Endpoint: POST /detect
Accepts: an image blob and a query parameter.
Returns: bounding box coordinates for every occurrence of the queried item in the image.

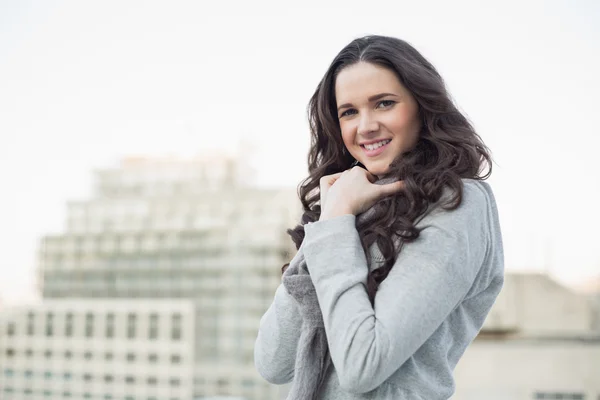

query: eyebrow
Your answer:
[337,93,399,111]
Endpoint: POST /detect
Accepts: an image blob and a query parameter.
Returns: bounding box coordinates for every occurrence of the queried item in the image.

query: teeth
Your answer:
[364,139,390,151]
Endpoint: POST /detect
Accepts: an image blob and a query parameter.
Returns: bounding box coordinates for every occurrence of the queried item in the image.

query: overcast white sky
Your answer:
[0,0,599,305]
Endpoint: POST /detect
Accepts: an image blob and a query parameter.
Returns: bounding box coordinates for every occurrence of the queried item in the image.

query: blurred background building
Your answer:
[453,273,600,400]
[0,154,299,400]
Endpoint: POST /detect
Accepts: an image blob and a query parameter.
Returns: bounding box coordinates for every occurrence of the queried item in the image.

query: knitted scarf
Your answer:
[281,175,398,400]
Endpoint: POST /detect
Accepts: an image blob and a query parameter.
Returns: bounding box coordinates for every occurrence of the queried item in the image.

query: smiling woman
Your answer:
[254,35,504,400]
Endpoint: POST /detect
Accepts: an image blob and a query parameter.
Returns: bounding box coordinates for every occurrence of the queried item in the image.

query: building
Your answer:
[0,299,195,400]
[0,154,299,400]
[453,273,600,400]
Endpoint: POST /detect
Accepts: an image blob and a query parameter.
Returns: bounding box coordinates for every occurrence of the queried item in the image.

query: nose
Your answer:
[357,111,379,136]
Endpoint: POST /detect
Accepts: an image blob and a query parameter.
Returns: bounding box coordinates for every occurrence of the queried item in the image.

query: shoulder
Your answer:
[461,178,497,208]
[421,179,495,220]
[456,178,497,220]
[414,179,499,246]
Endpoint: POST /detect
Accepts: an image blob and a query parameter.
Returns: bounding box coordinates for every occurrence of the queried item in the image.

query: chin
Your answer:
[364,164,390,178]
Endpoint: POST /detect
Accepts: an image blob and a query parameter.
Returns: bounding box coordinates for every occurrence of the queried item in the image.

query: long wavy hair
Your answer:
[283,35,492,305]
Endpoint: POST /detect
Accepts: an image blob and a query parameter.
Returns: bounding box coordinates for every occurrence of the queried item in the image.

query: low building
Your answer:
[0,299,195,400]
[453,273,600,400]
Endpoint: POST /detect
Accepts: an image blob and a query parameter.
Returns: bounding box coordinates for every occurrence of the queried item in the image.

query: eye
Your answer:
[339,108,357,118]
[376,100,396,109]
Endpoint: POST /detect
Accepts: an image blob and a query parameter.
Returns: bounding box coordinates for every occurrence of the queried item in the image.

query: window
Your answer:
[125,375,136,384]
[105,313,115,338]
[84,351,93,360]
[27,312,35,335]
[171,313,182,340]
[170,354,181,364]
[25,349,33,358]
[85,313,94,337]
[104,374,113,383]
[127,313,137,339]
[147,377,158,385]
[242,378,255,388]
[533,393,586,400]
[4,369,14,377]
[149,313,159,339]
[7,322,15,336]
[83,373,93,382]
[24,370,33,378]
[126,352,136,362]
[63,391,72,397]
[44,349,52,358]
[103,395,113,400]
[65,312,74,337]
[44,371,52,379]
[63,372,72,380]
[104,352,113,361]
[5,348,14,358]
[169,378,181,387]
[46,312,54,336]
[148,353,158,363]
[65,350,73,359]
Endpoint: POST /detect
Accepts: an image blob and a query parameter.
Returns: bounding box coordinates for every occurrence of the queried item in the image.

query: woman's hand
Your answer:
[319,166,404,221]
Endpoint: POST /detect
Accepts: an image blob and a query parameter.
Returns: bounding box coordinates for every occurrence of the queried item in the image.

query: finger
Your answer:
[320,172,344,207]
[321,172,344,185]
[378,181,405,196]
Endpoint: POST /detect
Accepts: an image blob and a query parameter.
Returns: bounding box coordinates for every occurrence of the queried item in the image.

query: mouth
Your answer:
[360,139,391,157]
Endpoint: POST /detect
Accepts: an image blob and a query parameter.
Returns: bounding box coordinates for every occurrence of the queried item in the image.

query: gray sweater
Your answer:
[254,179,504,399]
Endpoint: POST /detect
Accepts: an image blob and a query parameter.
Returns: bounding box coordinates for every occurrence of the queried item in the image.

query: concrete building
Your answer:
[453,273,600,400]
[0,155,299,400]
[0,299,195,400]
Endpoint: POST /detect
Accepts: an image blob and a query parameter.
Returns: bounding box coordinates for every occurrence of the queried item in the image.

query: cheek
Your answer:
[339,122,355,146]
[387,109,420,137]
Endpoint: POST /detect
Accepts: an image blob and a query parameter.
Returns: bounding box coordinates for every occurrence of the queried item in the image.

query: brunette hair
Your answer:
[284,35,492,305]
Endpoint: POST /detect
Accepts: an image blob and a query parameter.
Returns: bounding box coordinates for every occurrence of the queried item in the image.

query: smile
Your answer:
[360,139,391,157]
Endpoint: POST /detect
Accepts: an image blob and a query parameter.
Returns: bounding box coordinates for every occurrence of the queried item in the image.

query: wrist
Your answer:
[319,206,354,221]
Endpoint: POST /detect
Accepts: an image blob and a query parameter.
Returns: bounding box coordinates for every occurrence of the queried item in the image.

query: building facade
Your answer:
[453,273,600,400]
[0,300,195,400]
[0,155,299,400]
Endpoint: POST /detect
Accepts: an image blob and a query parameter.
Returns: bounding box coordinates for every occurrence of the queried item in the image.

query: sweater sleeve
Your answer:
[302,181,492,394]
[254,281,303,384]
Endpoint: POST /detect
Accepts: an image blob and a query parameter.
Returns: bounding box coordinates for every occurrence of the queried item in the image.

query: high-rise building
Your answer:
[0,154,300,400]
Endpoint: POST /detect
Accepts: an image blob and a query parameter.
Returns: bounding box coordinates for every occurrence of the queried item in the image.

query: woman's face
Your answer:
[335,62,421,178]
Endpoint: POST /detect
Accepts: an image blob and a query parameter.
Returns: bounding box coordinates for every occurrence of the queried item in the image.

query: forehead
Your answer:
[335,62,404,103]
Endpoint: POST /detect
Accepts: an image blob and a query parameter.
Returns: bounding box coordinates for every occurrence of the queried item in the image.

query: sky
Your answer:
[0,0,599,305]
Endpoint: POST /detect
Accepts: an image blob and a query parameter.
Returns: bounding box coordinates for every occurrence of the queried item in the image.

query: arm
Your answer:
[254,282,303,384]
[303,182,492,393]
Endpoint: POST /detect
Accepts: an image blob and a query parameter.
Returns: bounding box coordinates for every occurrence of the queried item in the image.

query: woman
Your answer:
[254,35,504,400]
